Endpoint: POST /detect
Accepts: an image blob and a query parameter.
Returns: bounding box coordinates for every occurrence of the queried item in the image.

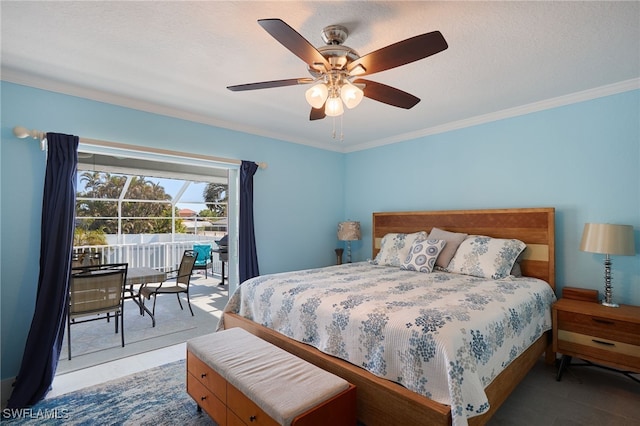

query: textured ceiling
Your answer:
[2,1,639,152]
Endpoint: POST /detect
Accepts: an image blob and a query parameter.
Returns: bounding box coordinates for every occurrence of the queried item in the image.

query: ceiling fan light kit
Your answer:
[325,96,344,117]
[227,18,448,131]
[340,81,364,109]
[306,77,363,116]
[305,83,328,109]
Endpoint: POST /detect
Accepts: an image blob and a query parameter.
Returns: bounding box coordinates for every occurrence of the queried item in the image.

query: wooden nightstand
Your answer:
[552,298,640,382]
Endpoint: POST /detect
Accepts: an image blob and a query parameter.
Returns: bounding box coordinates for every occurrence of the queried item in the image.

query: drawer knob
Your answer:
[200,395,207,401]
[201,373,207,378]
[249,415,257,422]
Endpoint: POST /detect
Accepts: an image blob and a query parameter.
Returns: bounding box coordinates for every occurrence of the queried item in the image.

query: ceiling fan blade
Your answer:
[355,79,420,109]
[348,31,447,76]
[258,19,331,71]
[310,106,326,121]
[227,78,313,91]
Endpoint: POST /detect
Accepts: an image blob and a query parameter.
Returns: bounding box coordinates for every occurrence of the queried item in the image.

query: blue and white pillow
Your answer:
[371,231,428,267]
[401,239,447,273]
[446,236,526,279]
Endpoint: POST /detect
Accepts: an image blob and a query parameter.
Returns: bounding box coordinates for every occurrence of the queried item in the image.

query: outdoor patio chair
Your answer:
[67,263,128,360]
[71,252,83,268]
[139,250,197,317]
[192,244,212,278]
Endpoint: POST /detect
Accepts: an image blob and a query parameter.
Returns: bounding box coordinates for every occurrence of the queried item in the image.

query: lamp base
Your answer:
[601,255,619,308]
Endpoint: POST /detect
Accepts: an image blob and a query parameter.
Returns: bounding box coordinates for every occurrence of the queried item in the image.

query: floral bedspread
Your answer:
[220,262,556,426]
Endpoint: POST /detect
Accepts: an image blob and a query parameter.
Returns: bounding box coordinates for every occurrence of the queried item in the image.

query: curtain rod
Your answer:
[12,126,267,169]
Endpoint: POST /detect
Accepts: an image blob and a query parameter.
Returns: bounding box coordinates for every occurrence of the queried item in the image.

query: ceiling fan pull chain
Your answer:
[332,117,336,140]
[329,114,344,141]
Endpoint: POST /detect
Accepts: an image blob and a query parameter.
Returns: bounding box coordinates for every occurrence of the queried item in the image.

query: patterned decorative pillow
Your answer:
[401,239,447,273]
[446,236,526,279]
[371,231,428,267]
[428,227,468,269]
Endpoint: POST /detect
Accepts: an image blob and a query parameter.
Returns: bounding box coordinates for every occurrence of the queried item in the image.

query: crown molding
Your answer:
[0,68,342,153]
[3,68,637,155]
[345,78,640,153]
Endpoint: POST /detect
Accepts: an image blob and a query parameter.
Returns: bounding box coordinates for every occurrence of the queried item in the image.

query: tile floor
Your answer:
[47,343,187,399]
[488,358,640,425]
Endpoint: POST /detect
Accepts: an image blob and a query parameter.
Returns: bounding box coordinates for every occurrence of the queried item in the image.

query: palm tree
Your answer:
[77,173,179,234]
[203,183,228,217]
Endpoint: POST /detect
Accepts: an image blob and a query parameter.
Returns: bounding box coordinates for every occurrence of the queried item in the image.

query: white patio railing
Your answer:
[73,240,225,274]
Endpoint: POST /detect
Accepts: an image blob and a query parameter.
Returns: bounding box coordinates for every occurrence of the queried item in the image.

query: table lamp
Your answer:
[338,221,361,263]
[580,223,635,307]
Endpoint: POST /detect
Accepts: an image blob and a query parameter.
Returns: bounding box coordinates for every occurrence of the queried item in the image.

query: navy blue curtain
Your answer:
[239,161,259,284]
[7,133,78,408]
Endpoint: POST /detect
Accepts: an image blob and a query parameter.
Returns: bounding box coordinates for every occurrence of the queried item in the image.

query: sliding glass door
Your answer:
[75,143,238,289]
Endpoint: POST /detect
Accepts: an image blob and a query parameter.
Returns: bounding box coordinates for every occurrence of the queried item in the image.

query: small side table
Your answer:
[552,297,640,383]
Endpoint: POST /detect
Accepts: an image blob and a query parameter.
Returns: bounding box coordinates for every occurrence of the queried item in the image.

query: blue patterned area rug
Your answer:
[2,360,216,425]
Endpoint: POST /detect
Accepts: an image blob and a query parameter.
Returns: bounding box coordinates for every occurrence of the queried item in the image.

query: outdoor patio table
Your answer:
[125,267,167,327]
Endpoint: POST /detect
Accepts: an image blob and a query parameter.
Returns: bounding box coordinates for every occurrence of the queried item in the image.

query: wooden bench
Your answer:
[187,327,357,426]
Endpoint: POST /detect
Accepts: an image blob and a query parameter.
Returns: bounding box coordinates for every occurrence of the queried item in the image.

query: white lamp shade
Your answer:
[580,223,635,256]
[325,96,344,117]
[305,83,329,109]
[338,221,361,241]
[340,81,364,109]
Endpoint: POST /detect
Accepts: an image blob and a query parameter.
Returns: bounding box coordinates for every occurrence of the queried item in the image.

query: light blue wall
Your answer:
[344,90,640,306]
[1,82,639,386]
[0,82,344,381]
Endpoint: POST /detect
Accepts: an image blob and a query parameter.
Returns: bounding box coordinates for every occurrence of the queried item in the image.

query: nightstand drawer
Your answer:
[556,330,640,371]
[557,330,640,358]
[556,310,640,345]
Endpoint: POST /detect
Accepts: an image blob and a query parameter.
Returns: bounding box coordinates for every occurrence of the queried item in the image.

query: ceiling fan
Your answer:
[227,19,448,121]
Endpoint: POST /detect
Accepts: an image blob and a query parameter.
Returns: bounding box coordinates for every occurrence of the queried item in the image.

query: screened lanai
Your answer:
[74,152,230,275]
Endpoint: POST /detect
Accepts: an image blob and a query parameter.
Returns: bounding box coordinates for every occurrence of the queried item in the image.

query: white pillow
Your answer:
[401,239,447,273]
[372,231,428,267]
[446,236,526,279]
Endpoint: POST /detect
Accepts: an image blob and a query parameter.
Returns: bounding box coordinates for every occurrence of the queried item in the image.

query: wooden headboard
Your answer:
[372,207,555,290]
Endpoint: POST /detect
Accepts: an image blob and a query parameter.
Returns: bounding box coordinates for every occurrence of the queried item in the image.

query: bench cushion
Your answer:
[187,328,350,426]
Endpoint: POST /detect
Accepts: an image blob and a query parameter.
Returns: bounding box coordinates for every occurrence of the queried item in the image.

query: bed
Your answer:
[222,208,557,426]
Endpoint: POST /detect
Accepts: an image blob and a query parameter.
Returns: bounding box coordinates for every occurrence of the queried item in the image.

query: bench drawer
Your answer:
[186,372,226,425]
[227,407,250,426]
[187,350,226,401]
[227,382,278,426]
